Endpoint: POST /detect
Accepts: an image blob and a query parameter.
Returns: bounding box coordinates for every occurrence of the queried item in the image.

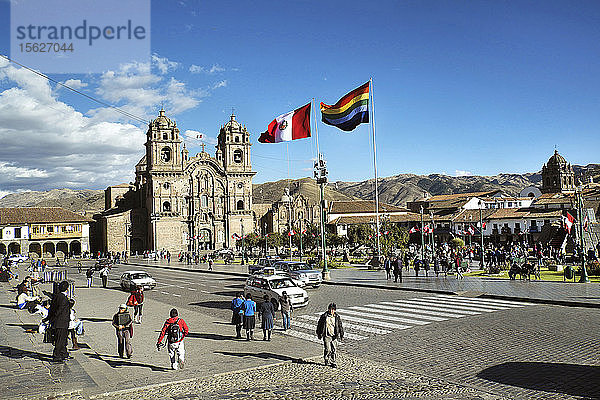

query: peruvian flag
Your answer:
[258,103,311,143]
[468,226,475,236]
[422,225,431,234]
[302,229,307,234]
[563,212,575,234]
[231,233,241,240]
[409,226,419,234]
[288,230,296,236]
[584,215,589,232]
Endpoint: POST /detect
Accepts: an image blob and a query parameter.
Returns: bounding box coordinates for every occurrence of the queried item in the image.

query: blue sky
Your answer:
[0,0,599,196]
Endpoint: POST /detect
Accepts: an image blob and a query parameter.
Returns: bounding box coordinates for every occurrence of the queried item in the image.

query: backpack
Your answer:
[167,318,182,342]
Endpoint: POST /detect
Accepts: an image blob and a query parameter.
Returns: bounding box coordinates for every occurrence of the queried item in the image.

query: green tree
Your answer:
[347,224,372,251]
[379,221,409,257]
[450,237,465,249]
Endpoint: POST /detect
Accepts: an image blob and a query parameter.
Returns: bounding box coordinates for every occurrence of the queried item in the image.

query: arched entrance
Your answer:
[29,243,41,258]
[43,242,55,257]
[8,242,20,255]
[56,241,68,258]
[69,240,81,256]
[131,238,144,255]
[198,229,212,250]
[0,243,6,255]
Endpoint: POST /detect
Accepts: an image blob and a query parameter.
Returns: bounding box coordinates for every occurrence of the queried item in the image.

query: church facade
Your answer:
[96,110,256,254]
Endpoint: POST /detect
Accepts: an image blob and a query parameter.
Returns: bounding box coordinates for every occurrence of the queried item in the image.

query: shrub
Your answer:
[587,260,600,276]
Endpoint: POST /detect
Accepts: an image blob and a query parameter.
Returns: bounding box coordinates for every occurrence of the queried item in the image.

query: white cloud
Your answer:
[455,170,473,177]
[212,80,227,89]
[0,59,145,193]
[152,54,179,74]
[189,64,226,74]
[62,79,87,90]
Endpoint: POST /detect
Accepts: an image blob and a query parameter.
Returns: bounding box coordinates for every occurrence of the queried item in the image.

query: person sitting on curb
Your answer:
[157,308,189,370]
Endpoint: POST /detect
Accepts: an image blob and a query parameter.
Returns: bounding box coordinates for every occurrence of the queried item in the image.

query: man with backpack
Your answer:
[157,308,189,370]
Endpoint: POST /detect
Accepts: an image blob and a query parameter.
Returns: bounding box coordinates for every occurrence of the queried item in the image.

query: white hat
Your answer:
[119,303,127,309]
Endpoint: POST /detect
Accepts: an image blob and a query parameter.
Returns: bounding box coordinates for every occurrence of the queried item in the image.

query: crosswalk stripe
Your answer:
[378,302,467,318]
[392,300,480,315]
[334,314,411,330]
[291,321,367,341]
[358,305,448,322]
[281,328,322,343]
[411,298,500,312]
[297,315,391,335]
[434,295,528,307]
[422,296,510,310]
[338,309,431,326]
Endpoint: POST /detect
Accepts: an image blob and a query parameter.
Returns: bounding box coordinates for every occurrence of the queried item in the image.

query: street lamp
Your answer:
[420,206,425,262]
[479,200,485,270]
[240,218,245,266]
[576,186,589,283]
[430,211,435,261]
[264,222,268,257]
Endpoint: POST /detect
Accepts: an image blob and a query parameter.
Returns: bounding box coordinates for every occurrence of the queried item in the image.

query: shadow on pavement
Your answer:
[477,362,600,398]
[84,352,171,372]
[215,351,321,365]
[187,332,234,341]
[80,317,112,323]
[190,300,229,309]
[211,291,238,298]
[6,323,39,332]
[0,304,16,309]
[0,345,53,362]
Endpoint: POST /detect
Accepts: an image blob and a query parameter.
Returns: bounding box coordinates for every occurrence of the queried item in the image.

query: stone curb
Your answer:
[123,261,247,278]
[479,293,600,309]
[322,280,458,295]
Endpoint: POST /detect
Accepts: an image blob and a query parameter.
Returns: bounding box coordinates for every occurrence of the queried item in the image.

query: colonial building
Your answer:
[96,110,256,254]
[0,207,92,258]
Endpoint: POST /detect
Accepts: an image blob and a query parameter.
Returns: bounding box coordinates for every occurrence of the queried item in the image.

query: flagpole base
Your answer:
[322,270,331,281]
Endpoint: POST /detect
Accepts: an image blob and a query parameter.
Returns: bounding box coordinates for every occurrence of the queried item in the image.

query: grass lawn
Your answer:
[464,268,600,282]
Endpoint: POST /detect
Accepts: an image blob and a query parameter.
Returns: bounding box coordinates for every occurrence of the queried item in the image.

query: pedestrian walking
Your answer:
[208,257,213,271]
[127,286,144,323]
[258,295,276,341]
[230,292,244,338]
[279,291,293,330]
[316,303,344,368]
[43,280,71,363]
[241,293,256,341]
[85,267,94,287]
[99,266,109,288]
[157,308,189,370]
[112,304,133,358]
[393,257,401,283]
[384,257,391,280]
[455,256,464,279]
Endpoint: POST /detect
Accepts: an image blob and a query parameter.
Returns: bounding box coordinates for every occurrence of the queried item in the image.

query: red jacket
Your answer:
[157,316,188,344]
[127,291,144,306]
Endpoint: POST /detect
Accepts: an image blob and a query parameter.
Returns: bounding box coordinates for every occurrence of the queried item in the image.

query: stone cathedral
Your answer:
[97,110,256,254]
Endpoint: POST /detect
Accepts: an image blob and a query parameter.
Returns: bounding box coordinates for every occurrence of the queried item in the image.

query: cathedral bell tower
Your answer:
[144,109,185,250]
[217,113,252,172]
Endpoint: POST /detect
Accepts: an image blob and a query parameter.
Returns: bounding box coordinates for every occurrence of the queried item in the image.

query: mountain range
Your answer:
[1,164,598,214]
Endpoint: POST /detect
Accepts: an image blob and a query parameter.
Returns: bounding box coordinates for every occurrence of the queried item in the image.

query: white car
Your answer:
[120,271,156,291]
[244,274,309,309]
[7,254,28,263]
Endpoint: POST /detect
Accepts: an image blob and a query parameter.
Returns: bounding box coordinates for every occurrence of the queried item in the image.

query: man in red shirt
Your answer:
[157,308,189,370]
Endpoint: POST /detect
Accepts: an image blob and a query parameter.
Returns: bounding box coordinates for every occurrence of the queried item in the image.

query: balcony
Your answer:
[501,227,512,235]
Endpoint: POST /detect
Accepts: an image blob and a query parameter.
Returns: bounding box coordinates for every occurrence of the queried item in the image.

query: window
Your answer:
[163,182,170,190]
[0,229,3,239]
[201,195,208,208]
[163,132,168,140]
[47,226,54,233]
[163,201,171,212]
[237,200,244,210]
[531,220,537,227]
[515,223,520,229]
[493,224,498,229]
[160,147,171,162]
[235,136,240,143]
[233,149,243,163]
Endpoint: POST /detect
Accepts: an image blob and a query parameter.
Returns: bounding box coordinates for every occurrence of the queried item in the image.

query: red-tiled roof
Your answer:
[0,207,93,225]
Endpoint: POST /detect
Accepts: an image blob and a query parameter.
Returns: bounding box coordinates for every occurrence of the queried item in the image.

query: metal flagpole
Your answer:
[370,78,381,263]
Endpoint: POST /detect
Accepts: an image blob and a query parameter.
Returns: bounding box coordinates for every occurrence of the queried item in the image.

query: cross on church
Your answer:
[200,142,206,152]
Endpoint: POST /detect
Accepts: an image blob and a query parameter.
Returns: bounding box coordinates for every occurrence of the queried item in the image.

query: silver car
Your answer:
[120,271,156,291]
[273,261,322,288]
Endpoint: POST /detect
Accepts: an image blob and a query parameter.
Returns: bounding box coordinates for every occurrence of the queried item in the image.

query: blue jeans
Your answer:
[281,311,291,330]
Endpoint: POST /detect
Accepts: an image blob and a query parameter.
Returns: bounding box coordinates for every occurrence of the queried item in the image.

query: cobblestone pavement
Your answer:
[55,354,510,400]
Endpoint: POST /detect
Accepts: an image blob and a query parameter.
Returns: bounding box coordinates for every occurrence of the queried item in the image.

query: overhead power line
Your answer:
[0,54,148,124]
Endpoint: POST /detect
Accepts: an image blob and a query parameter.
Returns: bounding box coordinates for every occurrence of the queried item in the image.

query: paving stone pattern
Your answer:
[55,355,510,400]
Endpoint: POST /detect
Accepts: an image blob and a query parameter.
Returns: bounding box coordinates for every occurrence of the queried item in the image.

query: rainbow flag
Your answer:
[320,82,369,131]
